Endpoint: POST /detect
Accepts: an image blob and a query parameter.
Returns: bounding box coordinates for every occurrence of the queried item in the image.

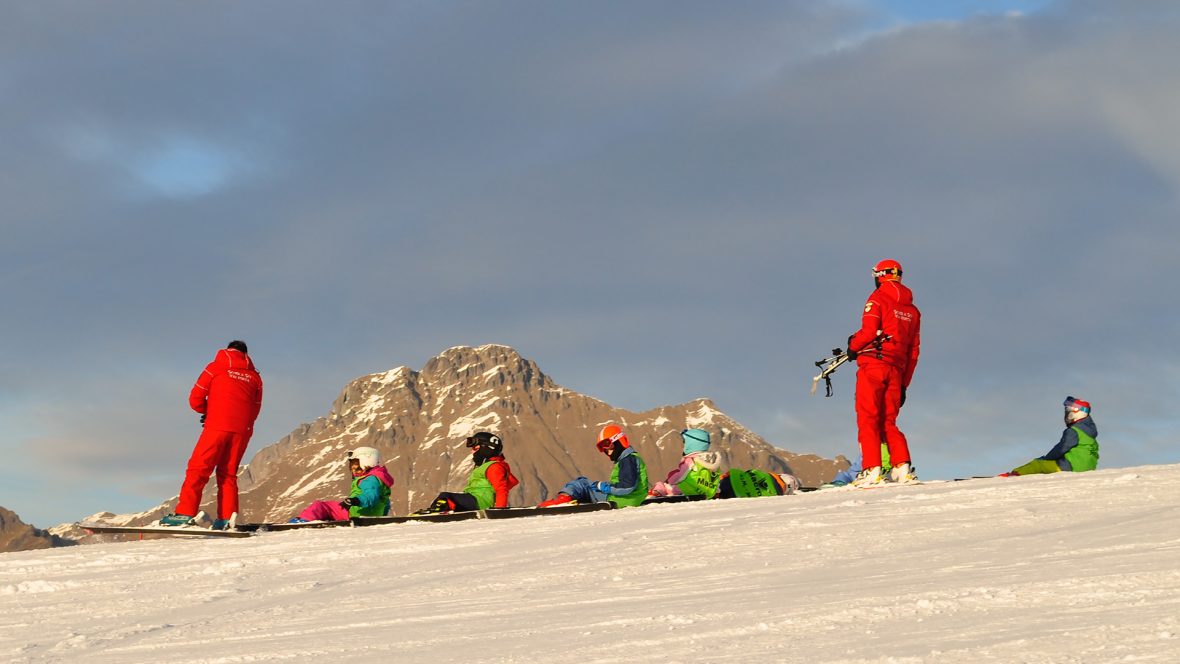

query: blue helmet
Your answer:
[681,428,711,454]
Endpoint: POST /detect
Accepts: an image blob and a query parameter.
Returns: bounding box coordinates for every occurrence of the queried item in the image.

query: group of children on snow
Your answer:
[292,396,1101,522]
[290,424,803,521]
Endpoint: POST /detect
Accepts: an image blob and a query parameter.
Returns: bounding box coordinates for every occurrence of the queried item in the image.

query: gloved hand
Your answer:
[339,496,361,509]
[592,481,613,494]
[846,348,858,361]
[200,415,206,425]
[900,387,907,407]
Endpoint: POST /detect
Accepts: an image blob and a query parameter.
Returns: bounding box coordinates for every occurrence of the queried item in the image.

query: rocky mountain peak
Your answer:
[0,506,74,553]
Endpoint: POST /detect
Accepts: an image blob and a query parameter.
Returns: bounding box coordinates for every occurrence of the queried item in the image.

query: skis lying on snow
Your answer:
[640,494,707,505]
[237,502,614,532]
[78,521,253,538]
[480,502,614,519]
[235,519,351,532]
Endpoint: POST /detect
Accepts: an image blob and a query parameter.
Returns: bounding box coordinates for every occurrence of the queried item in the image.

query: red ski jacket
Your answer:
[189,348,263,433]
[848,281,921,387]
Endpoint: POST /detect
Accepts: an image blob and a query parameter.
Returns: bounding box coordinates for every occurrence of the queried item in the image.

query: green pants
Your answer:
[1012,458,1061,475]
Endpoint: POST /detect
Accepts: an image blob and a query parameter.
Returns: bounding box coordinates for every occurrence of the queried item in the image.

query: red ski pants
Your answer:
[176,428,251,519]
[855,362,911,470]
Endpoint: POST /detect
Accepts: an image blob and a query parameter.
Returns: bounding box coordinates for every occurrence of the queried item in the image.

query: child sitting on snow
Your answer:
[648,428,722,499]
[411,431,519,514]
[538,424,649,508]
[290,447,395,522]
[1003,396,1099,476]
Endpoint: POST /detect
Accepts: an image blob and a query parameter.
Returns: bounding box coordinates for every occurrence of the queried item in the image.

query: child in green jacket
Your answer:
[412,432,519,514]
[648,428,722,498]
[1004,396,1099,476]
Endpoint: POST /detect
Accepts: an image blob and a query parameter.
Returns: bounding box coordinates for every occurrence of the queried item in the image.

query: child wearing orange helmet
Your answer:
[537,424,649,507]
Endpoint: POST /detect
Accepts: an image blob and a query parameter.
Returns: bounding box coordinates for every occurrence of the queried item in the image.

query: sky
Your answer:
[2,0,1179,527]
[5,466,1180,660]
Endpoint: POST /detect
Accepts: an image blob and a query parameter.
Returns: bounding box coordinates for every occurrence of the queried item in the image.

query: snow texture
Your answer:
[3,465,1180,663]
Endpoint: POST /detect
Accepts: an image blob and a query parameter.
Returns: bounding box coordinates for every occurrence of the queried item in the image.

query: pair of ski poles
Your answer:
[809,335,892,397]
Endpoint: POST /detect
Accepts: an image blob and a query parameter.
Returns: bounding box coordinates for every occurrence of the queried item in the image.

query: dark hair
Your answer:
[227,340,248,353]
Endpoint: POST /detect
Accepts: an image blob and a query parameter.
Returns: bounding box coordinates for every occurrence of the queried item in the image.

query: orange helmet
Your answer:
[872,259,903,286]
[595,424,630,454]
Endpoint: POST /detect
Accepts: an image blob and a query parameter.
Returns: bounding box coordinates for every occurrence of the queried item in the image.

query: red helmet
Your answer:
[872,259,903,286]
[1064,396,1091,424]
[595,424,630,454]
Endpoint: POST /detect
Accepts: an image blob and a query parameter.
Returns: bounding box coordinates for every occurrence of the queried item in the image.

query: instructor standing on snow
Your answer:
[161,340,263,528]
[848,260,920,487]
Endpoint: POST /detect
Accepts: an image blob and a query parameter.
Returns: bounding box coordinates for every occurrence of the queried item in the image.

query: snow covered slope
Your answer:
[3,465,1179,663]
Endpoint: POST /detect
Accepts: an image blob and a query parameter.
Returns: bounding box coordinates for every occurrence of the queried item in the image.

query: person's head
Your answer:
[227,340,248,354]
[1063,396,1091,425]
[595,424,630,461]
[347,447,381,477]
[466,431,503,464]
[872,259,903,288]
[681,428,711,455]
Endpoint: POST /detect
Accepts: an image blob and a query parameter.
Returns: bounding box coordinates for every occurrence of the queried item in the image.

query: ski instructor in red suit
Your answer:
[161,340,263,528]
[847,260,920,487]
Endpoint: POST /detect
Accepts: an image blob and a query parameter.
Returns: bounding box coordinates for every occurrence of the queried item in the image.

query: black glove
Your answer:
[200,415,206,425]
[846,348,858,361]
[900,387,907,407]
[339,496,361,509]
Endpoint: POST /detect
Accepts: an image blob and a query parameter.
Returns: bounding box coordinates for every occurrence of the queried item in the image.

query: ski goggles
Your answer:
[465,434,501,448]
[596,431,625,453]
[1063,396,1090,413]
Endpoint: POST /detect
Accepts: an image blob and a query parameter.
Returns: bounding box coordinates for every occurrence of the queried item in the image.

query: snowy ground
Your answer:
[2,465,1179,663]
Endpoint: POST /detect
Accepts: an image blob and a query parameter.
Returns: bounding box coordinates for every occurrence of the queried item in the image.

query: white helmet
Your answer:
[348,447,381,470]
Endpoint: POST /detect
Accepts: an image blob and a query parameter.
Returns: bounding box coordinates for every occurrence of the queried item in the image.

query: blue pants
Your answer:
[561,477,610,503]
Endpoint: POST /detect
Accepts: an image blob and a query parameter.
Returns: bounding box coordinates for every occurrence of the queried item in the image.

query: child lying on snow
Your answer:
[290,447,394,522]
[717,468,801,498]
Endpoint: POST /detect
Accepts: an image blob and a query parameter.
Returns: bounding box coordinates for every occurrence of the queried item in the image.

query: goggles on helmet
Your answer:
[596,430,625,453]
[1063,396,1090,413]
[466,434,501,448]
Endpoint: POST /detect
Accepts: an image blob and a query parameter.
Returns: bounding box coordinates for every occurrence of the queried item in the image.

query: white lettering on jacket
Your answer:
[227,369,255,383]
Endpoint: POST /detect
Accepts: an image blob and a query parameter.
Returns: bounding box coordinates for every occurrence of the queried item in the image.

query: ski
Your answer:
[478,502,615,519]
[235,520,350,533]
[354,511,481,525]
[78,522,253,538]
[641,495,707,505]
